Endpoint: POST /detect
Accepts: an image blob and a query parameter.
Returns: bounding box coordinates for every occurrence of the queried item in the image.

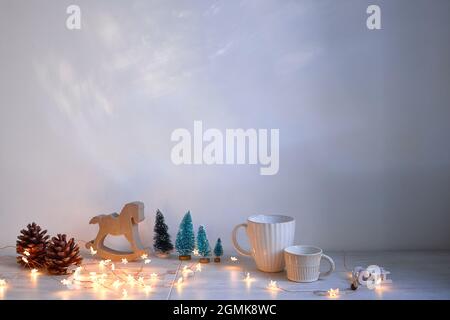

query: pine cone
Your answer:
[45,234,83,275]
[16,222,49,269]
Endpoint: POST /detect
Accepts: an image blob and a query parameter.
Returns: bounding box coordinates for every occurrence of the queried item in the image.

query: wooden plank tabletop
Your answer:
[0,250,449,300]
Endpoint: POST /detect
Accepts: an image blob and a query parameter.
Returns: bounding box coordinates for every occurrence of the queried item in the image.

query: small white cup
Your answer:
[284,245,335,282]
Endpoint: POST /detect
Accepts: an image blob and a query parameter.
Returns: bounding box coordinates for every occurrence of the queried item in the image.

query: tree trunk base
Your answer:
[179,255,191,261]
[199,257,210,263]
[214,257,221,263]
[155,252,170,259]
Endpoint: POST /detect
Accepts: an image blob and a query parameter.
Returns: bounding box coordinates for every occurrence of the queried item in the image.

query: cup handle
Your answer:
[231,223,252,256]
[319,254,335,278]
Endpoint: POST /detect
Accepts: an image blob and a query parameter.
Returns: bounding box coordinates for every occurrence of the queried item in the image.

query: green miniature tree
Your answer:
[175,211,195,259]
[213,238,223,262]
[196,225,211,263]
[153,210,174,255]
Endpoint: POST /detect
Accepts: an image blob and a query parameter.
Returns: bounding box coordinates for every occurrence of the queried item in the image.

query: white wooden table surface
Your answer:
[0,249,449,300]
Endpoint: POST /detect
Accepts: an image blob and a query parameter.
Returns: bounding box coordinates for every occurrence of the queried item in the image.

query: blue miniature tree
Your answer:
[175,211,195,259]
[196,225,211,261]
[213,238,223,262]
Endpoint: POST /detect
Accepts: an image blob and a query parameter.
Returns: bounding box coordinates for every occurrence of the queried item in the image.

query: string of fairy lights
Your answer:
[0,243,381,299]
[1,243,205,299]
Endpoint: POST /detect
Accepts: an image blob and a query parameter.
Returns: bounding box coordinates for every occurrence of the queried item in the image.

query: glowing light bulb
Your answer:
[144,259,151,264]
[127,274,135,285]
[99,259,111,267]
[122,289,128,298]
[268,280,278,290]
[150,273,158,280]
[111,263,115,271]
[230,256,238,262]
[143,285,152,294]
[30,268,38,282]
[328,288,340,298]
[121,258,128,265]
[90,247,97,255]
[195,263,202,272]
[61,279,72,286]
[182,265,193,277]
[23,250,30,257]
[112,280,123,289]
[244,272,251,282]
[21,257,28,264]
[141,254,148,260]
[73,267,82,281]
[193,249,199,256]
[138,277,145,284]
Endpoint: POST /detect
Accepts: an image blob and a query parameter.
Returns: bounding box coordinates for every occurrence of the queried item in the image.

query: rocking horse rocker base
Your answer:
[86,201,149,262]
[85,241,148,262]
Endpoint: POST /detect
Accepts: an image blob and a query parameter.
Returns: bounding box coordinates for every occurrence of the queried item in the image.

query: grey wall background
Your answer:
[1,0,449,252]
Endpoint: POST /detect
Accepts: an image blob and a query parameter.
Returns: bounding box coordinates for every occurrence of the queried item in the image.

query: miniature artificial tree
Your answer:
[213,238,223,263]
[196,225,211,263]
[153,209,174,257]
[175,211,195,260]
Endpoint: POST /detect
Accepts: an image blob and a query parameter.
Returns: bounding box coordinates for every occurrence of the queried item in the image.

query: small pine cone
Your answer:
[16,222,49,269]
[45,234,83,275]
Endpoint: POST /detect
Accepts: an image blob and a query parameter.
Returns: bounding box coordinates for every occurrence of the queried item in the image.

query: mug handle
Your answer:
[319,254,335,278]
[231,223,252,256]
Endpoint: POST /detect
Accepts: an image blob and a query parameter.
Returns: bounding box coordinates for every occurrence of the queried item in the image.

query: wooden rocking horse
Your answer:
[86,201,149,261]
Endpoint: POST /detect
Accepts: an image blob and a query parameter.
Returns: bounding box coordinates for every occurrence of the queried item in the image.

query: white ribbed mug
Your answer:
[232,215,295,272]
[284,245,335,282]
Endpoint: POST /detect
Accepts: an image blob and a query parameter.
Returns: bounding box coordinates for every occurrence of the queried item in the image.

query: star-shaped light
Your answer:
[328,288,340,298]
[113,280,123,289]
[127,274,135,284]
[268,280,278,290]
[143,285,152,294]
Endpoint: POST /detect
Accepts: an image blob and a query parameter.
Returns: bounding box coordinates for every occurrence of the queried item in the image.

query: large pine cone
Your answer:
[45,234,83,275]
[16,222,49,269]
